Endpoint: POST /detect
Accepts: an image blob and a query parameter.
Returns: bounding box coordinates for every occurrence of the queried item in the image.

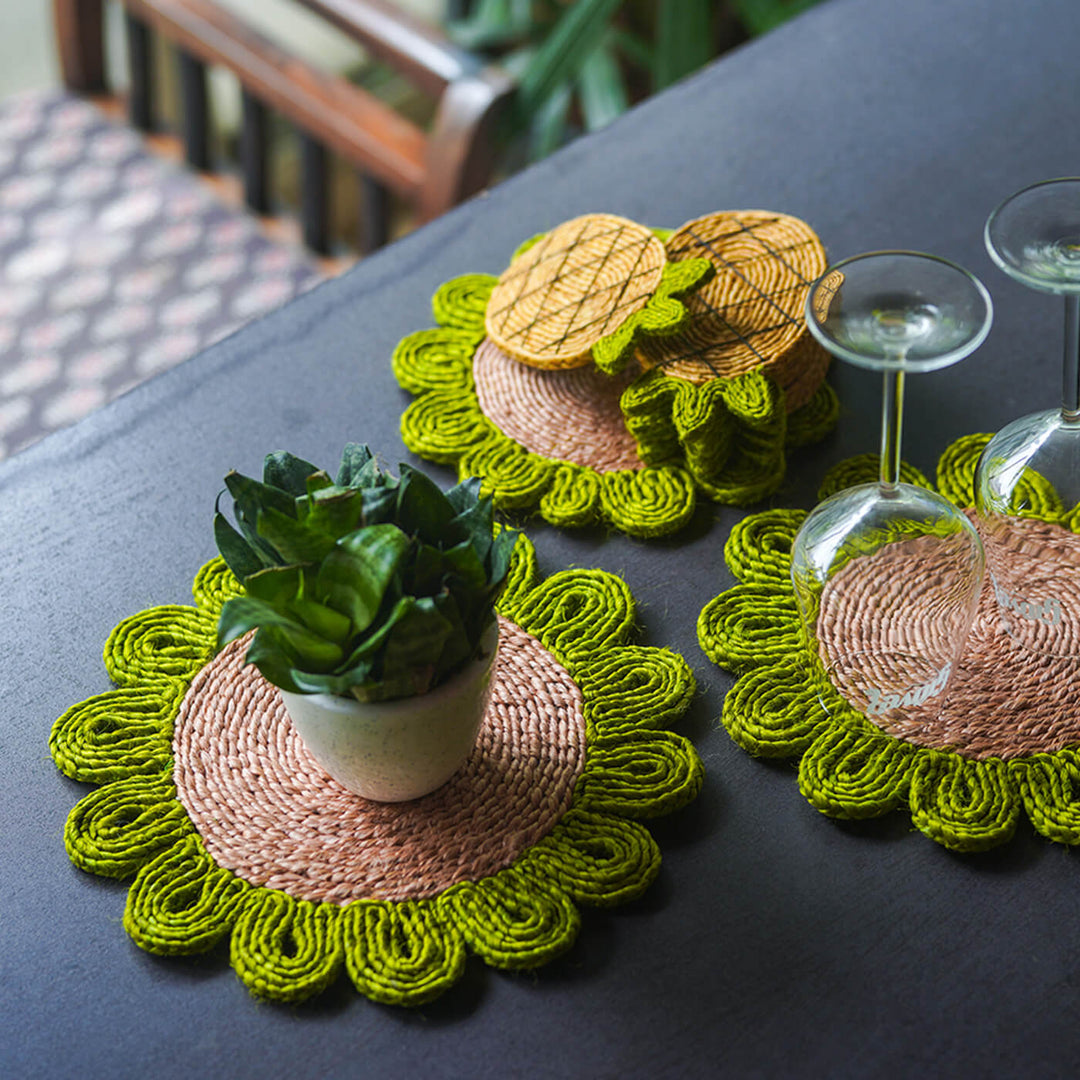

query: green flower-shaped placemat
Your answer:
[51,533,702,1005]
[698,433,1080,853]
[396,274,839,539]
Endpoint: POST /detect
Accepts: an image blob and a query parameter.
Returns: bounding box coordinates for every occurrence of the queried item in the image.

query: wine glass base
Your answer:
[808,513,1080,757]
[792,482,985,723]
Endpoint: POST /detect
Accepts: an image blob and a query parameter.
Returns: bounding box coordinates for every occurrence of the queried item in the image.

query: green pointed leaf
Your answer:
[654,0,714,90]
[262,451,318,496]
[446,475,483,513]
[486,528,519,586]
[256,507,336,564]
[316,524,411,633]
[213,500,263,581]
[578,41,628,131]
[396,465,457,543]
[289,662,374,696]
[432,592,473,676]
[409,543,446,597]
[244,628,303,692]
[517,0,623,115]
[288,598,352,645]
[335,443,375,486]
[341,596,413,667]
[361,485,397,525]
[225,470,297,521]
[304,470,334,497]
[244,565,304,607]
[447,496,495,557]
[218,597,343,670]
[443,539,487,589]
[300,487,367,539]
[381,597,454,685]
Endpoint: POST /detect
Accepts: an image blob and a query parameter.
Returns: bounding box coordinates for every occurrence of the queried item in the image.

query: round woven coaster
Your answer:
[485,213,666,370]
[638,210,829,411]
[817,515,1080,760]
[173,617,587,903]
[472,337,643,473]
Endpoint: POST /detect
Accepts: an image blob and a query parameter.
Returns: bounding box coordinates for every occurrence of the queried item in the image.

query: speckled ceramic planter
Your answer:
[279,623,499,802]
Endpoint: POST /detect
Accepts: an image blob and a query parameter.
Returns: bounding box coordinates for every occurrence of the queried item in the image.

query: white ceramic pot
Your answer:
[279,622,498,802]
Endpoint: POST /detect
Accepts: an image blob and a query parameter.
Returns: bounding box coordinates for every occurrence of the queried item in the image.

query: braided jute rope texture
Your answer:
[51,533,702,1006]
[396,267,839,538]
[638,211,831,413]
[698,432,1080,853]
[485,213,668,369]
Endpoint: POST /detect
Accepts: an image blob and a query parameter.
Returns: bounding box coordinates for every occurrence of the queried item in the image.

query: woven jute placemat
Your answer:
[174,619,587,903]
[816,515,1080,761]
[639,211,830,411]
[472,337,643,473]
[485,213,666,370]
[698,434,1080,853]
[51,539,703,1004]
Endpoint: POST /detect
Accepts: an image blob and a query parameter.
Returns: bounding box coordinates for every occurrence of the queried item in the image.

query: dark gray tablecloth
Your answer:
[5,0,1080,1075]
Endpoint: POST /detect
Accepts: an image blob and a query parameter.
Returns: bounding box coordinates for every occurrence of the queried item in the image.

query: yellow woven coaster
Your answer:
[485,213,666,370]
[639,210,830,411]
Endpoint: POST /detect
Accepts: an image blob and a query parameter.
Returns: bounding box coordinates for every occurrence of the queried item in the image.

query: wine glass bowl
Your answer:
[978,178,1080,658]
[808,252,993,372]
[792,252,992,720]
[985,177,1080,295]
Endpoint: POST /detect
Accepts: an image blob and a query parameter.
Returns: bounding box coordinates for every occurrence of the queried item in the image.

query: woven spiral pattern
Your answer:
[698,433,1080,853]
[816,517,1080,759]
[472,337,643,472]
[639,211,830,412]
[485,214,666,369]
[51,536,702,1004]
[173,619,588,903]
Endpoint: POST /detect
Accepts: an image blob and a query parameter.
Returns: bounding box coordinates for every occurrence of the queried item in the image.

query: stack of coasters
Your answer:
[624,211,837,504]
[395,210,839,538]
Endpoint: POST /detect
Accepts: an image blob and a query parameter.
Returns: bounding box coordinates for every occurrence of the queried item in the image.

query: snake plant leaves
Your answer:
[396,464,459,545]
[214,494,264,582]
[214,444,519,703]
[315,525,411,635]
[256,506,338,565]
[217,597,344,671]
[336,443,378,487]
[263,450,320,496]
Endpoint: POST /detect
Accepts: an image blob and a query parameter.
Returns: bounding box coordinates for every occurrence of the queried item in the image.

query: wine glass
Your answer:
[791,252,991,723]
[977,178,1080,657]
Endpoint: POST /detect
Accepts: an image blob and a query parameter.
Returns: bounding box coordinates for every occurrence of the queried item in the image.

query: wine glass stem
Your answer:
[1063,294,1080,421]
[879,368,905,490]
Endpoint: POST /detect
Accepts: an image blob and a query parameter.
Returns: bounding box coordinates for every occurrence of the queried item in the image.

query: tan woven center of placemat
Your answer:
[639,211,829,410]
[172,618,587,903]
[817,516,1080,760]
[485,213,666,369]
[472,336,643,472]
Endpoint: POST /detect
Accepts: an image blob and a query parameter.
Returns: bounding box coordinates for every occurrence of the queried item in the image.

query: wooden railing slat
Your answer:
[122,0,428,193]
[300,134,331,255]
[178,50,210,170]
[125,10,155,131]
[240,91,271,215]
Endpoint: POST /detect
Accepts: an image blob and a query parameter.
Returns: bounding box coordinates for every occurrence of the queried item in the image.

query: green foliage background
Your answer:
[448,0,823,160]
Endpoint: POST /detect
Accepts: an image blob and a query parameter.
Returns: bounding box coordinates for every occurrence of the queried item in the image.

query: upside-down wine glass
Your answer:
[977,178,1080,656]
[791,252,992,722]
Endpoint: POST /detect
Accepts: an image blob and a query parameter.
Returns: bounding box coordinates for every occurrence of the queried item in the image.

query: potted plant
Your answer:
[213,443,518,802]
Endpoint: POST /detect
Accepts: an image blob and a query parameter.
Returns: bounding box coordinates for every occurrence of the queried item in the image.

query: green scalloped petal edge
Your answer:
[398,272,697,538]
[51,535,700,1005]
[699,434,1080,852]
[621,366,838,507]
[592,258,716,376]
